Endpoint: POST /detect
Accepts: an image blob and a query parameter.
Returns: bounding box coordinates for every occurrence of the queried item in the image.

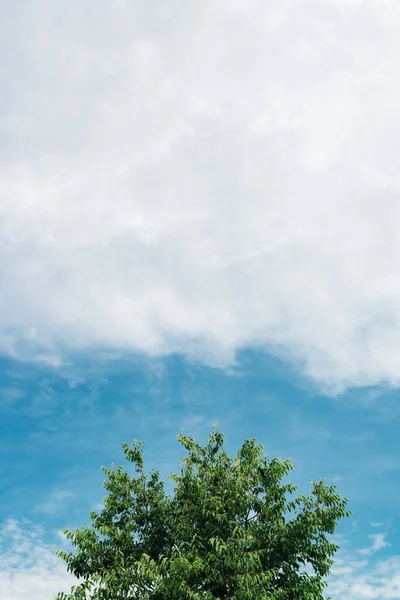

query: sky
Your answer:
[1,0,400,598]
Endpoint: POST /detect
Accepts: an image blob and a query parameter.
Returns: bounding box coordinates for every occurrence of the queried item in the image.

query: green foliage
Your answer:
[56,425,350,599]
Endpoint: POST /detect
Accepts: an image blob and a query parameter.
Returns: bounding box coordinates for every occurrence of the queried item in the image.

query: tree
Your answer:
[56,425,350,600]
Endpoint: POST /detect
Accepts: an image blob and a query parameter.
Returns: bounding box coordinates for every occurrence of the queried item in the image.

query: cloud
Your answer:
[359,533,391,556]
[328,529,400,599]
[0,388,25,405]
[329,555,400,599]
[2,0,400,390]
[35,490,74,516]
[0,519,74,600]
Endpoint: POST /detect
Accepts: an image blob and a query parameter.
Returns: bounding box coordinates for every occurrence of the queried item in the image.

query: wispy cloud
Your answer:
[0,519,73,600]
[35,490,73,516]
[328,530,399,599]
[359,533,391,556]
[329,555,400,599]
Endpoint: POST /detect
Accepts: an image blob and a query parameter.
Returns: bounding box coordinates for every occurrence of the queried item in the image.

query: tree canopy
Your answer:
[56,425,350,599]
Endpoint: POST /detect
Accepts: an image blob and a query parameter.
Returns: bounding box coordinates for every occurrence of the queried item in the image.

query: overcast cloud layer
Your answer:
[2,0,400,390]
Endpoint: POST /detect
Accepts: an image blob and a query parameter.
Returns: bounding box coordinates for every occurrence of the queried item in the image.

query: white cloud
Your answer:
[36,490,74,516]
[329,555,400,599]
[327,528,400,599]
[359,533,391,556]
[2,0,400,390]
[0,519,74,600]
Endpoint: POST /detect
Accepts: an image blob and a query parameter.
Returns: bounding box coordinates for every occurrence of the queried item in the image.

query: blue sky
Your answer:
[2,1,400,598]
[1,349,399,598]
